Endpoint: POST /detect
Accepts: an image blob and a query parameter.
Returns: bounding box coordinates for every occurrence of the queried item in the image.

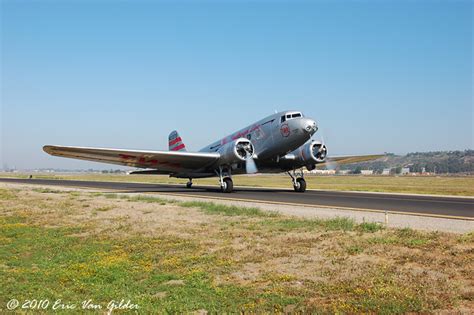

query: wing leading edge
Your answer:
[43,145,220,173]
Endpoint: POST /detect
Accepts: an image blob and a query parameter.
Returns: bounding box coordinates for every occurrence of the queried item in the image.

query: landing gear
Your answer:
[216,166,233,193]
[294,178,306,192]
[221,177,233,193]
[186,178,193,188]
[288,169,306,193]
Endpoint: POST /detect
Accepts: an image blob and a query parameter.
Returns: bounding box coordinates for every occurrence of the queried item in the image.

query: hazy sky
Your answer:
[1,0,472,170]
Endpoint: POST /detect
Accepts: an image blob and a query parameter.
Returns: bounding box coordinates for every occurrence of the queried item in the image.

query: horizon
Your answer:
[3,149,472,172]
[1,1,472,170]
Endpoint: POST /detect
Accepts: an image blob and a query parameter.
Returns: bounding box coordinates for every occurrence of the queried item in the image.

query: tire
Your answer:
[186,182,192,188]
[221,177,233,193]
[294,178,306,192]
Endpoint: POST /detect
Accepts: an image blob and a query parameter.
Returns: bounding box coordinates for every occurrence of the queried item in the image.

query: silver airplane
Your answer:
[44,110,383,193]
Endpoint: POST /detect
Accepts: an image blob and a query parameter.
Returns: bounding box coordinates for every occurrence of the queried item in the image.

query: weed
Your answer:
[32,188,63,194]
[128,195,170,203]
[0,188,16,200]
[104,193,119,199]
[180,201,277,217]
[358,222,384,233]
[457,231,474,244]
[347,245,364,255]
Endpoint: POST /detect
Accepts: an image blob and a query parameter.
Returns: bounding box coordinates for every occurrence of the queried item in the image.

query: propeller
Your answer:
[238,141,258,174]
[245,152,258,174]
[318,130,338,171]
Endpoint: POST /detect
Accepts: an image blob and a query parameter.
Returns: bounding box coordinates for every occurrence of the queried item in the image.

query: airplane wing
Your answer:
[43,145,220,173]
[317,154,385,168]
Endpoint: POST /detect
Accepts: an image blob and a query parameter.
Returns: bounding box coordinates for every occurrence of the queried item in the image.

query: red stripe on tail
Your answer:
[171,143,186,151]
[168,137,182,146]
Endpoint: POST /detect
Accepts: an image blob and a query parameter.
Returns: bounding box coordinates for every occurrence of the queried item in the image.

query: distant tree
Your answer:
[394,166,402,174]
[353,167,362,174]
[410,163,423,173]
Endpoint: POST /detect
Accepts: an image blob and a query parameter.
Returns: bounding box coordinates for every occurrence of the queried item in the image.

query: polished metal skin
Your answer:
[43,110,384,192]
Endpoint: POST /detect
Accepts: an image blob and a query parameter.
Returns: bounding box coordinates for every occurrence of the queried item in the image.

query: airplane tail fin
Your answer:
[168,130,186,151]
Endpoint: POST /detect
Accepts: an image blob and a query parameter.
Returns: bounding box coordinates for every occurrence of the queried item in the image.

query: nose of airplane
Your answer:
[302,118,318,135]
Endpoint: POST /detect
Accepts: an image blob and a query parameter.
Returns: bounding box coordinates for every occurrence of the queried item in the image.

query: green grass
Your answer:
[32,188,64,194]
[0,216,433,313]
[0,216,299,313]
[0,188,16,200]
[262,216,356,232]
[178,200,356,231]
[3,172,473,196]
[99,193,170,204]
[367,228,437,248]
[1,186,471,313]
[128,195,172,204]
[458,231,474,244]
[358,221,384,233]
[180,201,277,217]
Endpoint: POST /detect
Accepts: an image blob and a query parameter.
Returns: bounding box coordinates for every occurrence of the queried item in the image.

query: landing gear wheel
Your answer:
[221,177,233,193]
[186,180,193,188]
[294,178,306,192]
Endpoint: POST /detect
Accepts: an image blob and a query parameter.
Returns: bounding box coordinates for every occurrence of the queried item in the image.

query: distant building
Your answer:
[360,170,374,175]
[401,167,410,175]
[313,169,336,175]
[382,168,391,175]
[337,170,351,175]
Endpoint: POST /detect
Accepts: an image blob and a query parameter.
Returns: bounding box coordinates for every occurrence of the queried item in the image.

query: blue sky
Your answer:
[1,0,472,169]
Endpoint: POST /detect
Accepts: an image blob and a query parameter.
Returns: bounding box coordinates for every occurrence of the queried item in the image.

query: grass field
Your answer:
[1,185,473,313]
[2,172,474,196]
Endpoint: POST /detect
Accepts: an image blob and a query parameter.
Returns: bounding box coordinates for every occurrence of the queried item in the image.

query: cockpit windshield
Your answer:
[280,112,303,123]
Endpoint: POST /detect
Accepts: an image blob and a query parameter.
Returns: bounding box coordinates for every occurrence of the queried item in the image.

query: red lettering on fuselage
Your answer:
[223,124,261,143]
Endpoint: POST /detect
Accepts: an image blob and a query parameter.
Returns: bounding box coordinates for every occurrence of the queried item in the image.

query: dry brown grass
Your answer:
[1,184,473,313]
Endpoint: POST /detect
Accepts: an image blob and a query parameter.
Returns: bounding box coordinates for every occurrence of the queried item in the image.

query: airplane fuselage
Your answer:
[178,110,319,177]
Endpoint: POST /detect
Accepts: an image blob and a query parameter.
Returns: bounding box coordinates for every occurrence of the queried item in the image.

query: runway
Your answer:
[1,177,473,220]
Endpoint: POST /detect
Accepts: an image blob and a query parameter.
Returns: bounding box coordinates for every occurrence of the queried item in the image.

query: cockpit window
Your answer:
[281,112,303,123]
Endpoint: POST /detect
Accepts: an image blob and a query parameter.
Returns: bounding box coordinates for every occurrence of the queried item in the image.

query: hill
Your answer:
[336,150,474,174]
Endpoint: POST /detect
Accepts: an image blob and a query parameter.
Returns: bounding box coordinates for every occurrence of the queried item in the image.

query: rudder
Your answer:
[168,130,186,151]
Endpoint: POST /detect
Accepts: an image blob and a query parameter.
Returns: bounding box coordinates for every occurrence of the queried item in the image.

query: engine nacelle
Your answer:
[293,140,328,166]
[218,138,254,166]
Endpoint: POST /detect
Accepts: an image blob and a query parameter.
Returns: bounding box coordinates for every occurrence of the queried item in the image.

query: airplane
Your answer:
[43,110,384,193]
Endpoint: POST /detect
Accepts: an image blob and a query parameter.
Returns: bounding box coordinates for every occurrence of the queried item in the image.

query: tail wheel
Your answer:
[186,181,193,188]
[294,178,306,193]
[221,177,233,193]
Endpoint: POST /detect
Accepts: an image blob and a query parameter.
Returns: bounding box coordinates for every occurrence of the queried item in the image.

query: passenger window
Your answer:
[281,116,286,123]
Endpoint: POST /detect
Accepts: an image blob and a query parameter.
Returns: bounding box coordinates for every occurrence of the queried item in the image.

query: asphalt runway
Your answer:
[1,178,473,220]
